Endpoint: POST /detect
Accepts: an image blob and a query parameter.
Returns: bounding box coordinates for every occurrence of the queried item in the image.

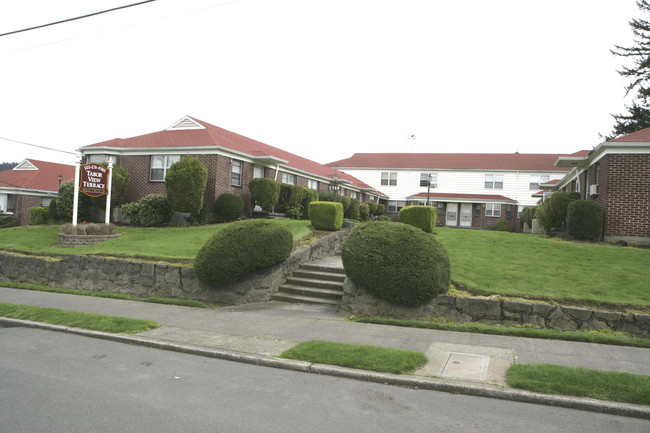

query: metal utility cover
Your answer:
[440,352,490,381]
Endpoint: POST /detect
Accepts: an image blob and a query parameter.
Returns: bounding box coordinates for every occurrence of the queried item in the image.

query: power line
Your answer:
[0,0,157,38]
[0,136,77,155]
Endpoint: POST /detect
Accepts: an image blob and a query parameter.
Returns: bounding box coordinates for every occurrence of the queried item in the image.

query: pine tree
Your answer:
[605,0,650,139]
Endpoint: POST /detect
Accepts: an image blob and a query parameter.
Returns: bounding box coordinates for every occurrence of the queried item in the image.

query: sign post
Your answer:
[72,154,81,226]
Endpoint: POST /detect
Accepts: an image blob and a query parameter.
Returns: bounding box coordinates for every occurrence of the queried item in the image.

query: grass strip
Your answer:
[351,316,650,348]
[506,363,650,406]
[280,340,428,374]
[1,281,209,308]
[0,302,160,334]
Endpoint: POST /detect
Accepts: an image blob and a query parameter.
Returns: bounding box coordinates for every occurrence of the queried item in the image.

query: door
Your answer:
[446,203,458,226]
[460,203,472,227]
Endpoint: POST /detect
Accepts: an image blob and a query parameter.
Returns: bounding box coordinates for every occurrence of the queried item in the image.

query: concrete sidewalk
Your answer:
[1,283,649,419]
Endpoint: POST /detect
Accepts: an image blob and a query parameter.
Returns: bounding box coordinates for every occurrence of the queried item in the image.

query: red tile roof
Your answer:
[608,126,650,142]
[82,117,383,196]
[327,152,585,171]
[0,160,75,192]
[405,192,516,203]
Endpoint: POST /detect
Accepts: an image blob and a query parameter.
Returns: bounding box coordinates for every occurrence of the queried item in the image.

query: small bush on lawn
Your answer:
[497,220,509,231]
[92,163,131,213]
[0,215,21,228]
[567,200,603,241]
[376,214,392,222]
[538,191,580,231]
[48,199,58,221]
[215,193,244,223]
[376,203,385,216]
[165,157,208,214]
[278,185,312,219]
[121,194,173,227]
[301,188,319,220]
[399,206,437,233]
[341,222,450,306]
[346,199,360,219]
[317,190,336,202]
[359,202,370,222]
[249,178,281,212]
[368,202,378,215]
[308,201,343,231]
[520,206,536,230]
[30,207,49,225]
[56,180,92,222]
[339,195,351,216]
[194,219,293,287]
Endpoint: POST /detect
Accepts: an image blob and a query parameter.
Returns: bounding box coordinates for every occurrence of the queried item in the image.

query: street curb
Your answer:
[2,317,649,420]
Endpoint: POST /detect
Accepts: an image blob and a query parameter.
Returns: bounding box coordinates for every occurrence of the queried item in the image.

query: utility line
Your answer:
[0,136,77,155]
[0,0,157,37]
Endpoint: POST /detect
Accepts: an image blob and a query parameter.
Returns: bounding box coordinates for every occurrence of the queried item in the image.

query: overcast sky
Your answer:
[0,0,642,167]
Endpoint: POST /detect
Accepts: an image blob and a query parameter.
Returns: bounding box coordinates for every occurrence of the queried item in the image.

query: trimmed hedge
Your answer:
[346,199,360,219]
[121,194,173,227]
[398,206,437,233]
[497,220,509,231]
[538,191,580,231]
[215,193,244,223]
[520,206,536,230]
[56,179,92,222]
[194,219,293,287]
[249,178,281,212]
[30,207,49,225]
[0,215,21,228]
[341,222,450,306]
[567,200,603,241]
[308,201,343,231]
[165,157,208,214]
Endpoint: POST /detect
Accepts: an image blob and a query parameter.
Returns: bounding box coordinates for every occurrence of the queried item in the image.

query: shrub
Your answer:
[376,214,392,222]
[91,163,130,213]
[165,157,208,214]
[60,222,117,235]
[398,206,437,233]
[214,193,244,223]
[346,199,360,219]
[48,199,58,221]
[308,201,344,231]
[520,206,536,230]
[497,221,509,231]
[30,207,49,225]
[341,222,450,306]
[278,185,309,219]
[359,202,371,222]
[540,192,580,230]
[301,188,319,220]
[56,180,92,222]
[339,195,351,215]
[535,206,549,232]
[317,190,336,202]
[249,178,281,212]
[368,202,378,215]
[194,219,293,287]
[567,200,603,241]
[121,194,173,227]
[0,215,21,228]
[376,204,385,216]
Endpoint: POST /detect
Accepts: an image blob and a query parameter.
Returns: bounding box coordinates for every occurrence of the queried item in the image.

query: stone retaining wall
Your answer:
[57,233,122,246]
[341,279,650,338]
[0,226,352,305]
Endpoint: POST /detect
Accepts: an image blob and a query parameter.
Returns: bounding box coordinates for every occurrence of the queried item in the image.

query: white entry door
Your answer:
[460,203,472,227]
[446,203,458,226]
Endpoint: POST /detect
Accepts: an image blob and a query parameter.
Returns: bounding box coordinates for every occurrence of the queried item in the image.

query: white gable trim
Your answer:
[166,116,206,131]
[13,160,38,170]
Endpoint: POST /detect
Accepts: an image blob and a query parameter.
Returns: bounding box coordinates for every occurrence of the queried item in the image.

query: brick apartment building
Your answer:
[79,116,386,217]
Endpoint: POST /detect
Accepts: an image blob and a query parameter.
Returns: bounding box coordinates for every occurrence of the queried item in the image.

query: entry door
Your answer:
[446,203,458,226]
[460,203,472,227]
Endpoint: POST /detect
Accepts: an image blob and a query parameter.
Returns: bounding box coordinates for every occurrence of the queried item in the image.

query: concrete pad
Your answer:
[142,326,296,357]
[414,342,515,386]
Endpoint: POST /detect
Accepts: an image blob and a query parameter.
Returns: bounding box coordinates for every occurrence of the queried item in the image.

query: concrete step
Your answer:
[300,263,346,275]
[271,292,341,306]
[292,269,346,282]
[285,276,343,291]
[276,284,343,301]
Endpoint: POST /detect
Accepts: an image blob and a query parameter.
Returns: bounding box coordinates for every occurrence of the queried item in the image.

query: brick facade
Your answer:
[14,195,43,226]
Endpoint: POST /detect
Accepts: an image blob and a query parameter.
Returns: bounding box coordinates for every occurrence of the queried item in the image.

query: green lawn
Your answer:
[435,228,650,308]
[0,220,314,262]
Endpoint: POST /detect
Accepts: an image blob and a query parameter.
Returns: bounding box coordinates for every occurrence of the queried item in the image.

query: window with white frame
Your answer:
[253,165,264,178]
[87,154,112,164]
[231,160,243,187]
[387,200,406,213]
[529,174,550,190]
[150,155,181,181]
[485,203,501,217]
[381,172,397,186]
[281,172,296,185]
[420,172,437,187]
[484,174,503,189]
[350,191,358,199]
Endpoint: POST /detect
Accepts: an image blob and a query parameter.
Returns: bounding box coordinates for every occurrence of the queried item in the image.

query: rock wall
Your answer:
[341,279,650,338]
[0,226,352,305]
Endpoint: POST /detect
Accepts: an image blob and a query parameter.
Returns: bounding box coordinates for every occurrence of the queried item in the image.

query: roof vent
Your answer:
[166,116,205,131]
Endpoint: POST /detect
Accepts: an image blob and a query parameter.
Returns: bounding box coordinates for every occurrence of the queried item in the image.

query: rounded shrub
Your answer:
[346,199,360,219]
[308,201,343,231]
[214,193,244,223]
[194,219,293,287]
[359,202,370,222]
[48,198,58,221]
[398,205,437,233]
[30,207,49,225]
[376,203,385,216]
[341,222,450,306]
[121,194,173,227]
[56,179,92,222]
[0,215,21,228]
[567,200,603,241]
[249,178,281,212]
[165,157,208,214]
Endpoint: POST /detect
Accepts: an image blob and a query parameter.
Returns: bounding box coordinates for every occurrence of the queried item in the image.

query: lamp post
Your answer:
[426,173,434,206]
[58,174,62,187]
[333,173,338,199]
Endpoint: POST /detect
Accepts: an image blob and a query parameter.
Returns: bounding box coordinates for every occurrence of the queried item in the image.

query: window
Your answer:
[387,200,406,213]
[420,173,437,187]
[381,172,397,186]
[307,179,319,190]
[484,174,503,189]
[350,191,358,200]
[87,154,111,164]
[281,172,296,185]
[529,174,550,190]
[506,204,513,219]
[253,165,264,178]
[231,160,242,187]
[150,155,180,181]
[437,202,444,212]
[42,197,53,208]
[474,205,480,217]
[485,203,501,217]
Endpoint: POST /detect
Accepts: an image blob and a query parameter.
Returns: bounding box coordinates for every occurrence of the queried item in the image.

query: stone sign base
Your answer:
[57,233,122,247]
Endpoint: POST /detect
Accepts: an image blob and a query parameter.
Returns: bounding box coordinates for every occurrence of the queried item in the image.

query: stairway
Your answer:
[272,262,346,305]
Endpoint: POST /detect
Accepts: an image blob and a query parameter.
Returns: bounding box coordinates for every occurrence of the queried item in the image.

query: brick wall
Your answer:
[15,195,43,226]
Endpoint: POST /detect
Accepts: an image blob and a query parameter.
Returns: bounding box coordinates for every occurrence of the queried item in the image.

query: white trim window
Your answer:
[529,175,550,190]
[350,191,358,200]
[253,165,264,179]
[387,200,406,213]
[381,172,397,186]
[420,172,437,187]
[484,174,503,189]
[231,160,243,187]
[308,179,319,190]
[281,172,296,185]
[485,203,501,217]
[150,155,180,181]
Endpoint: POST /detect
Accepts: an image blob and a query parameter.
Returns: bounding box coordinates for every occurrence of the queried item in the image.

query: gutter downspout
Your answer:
[274,164,280,181]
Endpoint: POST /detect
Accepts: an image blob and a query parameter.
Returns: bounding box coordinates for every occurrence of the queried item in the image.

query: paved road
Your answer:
[1,327,648,433]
